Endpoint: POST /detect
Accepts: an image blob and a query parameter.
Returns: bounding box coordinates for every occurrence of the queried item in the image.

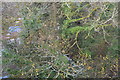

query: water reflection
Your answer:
[7,26,22,44]
[8,26,22,33]
[0,75,9,79]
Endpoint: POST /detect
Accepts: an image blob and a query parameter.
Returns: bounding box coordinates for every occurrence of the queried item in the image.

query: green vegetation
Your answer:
[2,2,118,78]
